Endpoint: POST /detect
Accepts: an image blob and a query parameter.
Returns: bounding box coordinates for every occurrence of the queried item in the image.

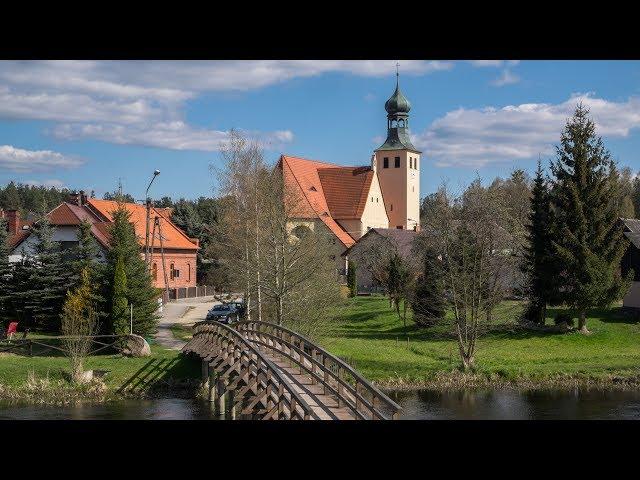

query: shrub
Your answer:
[554,312,574,327]
[347,260,357,297]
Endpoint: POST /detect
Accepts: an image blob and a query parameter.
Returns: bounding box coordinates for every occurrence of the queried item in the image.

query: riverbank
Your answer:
[0,342,201,405]
[322,296,640,390]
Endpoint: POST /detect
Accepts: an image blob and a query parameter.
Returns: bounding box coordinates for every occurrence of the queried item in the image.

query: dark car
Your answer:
[206,303,239,324]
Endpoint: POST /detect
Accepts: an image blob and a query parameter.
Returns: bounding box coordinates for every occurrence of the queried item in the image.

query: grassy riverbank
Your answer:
[322,296,640,389]
[0,341,200,403]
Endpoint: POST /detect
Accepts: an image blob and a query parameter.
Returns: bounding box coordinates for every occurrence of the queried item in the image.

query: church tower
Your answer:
[373,69,421,231]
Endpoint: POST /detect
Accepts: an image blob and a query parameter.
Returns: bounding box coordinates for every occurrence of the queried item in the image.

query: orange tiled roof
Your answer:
[280,155,376,248]
[87,199,198,251]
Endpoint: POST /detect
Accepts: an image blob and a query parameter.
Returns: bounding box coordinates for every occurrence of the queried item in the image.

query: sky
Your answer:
[1,60,640,201]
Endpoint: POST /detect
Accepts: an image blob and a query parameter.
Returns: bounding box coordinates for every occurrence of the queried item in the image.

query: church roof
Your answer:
[280,155,380,248]
[375,127,420,152]
[385,80,411,115]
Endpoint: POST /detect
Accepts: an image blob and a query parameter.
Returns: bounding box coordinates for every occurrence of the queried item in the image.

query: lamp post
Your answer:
[144,170,161,266]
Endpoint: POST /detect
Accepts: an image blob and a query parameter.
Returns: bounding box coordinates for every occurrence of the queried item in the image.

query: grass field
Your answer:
[0,339,199,396]
[321,295,640,385]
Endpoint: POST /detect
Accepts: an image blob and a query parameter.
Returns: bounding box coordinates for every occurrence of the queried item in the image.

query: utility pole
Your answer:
[144,170,160,266]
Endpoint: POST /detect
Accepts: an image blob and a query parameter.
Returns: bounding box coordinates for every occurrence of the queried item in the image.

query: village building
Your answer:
[620,217,640,309]
[279,73,421,272]
[1,191,199,289]
[342,228,418,293]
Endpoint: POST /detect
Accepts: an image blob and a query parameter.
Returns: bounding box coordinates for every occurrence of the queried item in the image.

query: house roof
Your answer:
[87,199,198,251]
[280,155,381,248]
[621,217,640,234]
[342,227,418,258]
[9,199,198,253]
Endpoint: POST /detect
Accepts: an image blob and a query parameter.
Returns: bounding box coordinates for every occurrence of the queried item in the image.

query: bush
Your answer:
[554,312,574,327]
[347,260,357,297]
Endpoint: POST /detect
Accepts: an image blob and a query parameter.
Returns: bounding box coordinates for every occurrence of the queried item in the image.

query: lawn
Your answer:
[0,339,200,394]
[321,295,640,384]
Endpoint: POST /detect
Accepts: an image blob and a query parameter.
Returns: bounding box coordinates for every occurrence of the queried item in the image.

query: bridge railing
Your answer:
[184,322,319,420]
[235,321,402,420]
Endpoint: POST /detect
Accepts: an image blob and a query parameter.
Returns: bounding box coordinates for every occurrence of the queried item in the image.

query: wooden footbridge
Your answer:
[182,321,402,420]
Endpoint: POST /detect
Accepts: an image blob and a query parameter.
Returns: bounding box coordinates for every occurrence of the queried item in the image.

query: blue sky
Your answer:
[1,60,640,201]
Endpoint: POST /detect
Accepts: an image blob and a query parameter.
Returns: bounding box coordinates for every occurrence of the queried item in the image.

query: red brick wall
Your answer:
[145,250,197,289]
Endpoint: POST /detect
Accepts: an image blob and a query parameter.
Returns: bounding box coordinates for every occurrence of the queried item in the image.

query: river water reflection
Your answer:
[1,389,640,419]
[389,389,640,420]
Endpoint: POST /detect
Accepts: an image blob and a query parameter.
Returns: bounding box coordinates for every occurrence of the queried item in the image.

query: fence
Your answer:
[162,285,216,304]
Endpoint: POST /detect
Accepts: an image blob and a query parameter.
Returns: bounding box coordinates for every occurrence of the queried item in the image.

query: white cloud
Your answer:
[0,60,452,151]
[411,93,640,168]
[0,145,83,172]
[491,69,521,87]
[469,60,520,68]
[51,122,294,152]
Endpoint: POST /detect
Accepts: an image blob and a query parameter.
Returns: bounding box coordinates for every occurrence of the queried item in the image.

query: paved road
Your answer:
[155,297,220,350]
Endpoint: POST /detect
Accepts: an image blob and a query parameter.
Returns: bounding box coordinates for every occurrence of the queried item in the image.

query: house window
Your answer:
[187,263,191,282]
[396,226,403,229]
[170,263,175,280]
[383,157,389,168]
[394,157,400,168]
[390,204,393,211]
[152,263,157,281]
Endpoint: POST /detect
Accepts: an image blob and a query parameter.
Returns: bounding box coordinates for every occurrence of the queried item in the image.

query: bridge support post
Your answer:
[208,364,217,403]
[227,389,236,420]
[216,379,227,419]
[202,359,210,391]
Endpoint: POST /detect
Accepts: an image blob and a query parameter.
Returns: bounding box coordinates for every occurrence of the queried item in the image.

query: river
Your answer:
[1,389,639,419]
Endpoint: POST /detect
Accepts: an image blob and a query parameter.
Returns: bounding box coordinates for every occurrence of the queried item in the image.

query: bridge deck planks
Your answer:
[262,351,357,421]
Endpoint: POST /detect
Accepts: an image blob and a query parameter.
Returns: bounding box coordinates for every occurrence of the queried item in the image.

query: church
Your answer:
[278,73,421,267]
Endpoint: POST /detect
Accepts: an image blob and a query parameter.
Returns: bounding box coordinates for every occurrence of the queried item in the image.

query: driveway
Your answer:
[155,296,220,350]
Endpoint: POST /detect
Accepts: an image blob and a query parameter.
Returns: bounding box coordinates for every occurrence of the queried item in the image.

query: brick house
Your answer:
[2,192,199,289]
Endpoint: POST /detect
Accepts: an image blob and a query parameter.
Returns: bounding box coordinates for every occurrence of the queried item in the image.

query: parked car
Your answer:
[206,303,239,324]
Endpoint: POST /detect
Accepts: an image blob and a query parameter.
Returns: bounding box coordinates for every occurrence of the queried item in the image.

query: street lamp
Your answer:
[144,170,161,266]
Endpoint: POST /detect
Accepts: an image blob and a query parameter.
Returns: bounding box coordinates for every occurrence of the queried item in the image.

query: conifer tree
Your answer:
[19,218,75,331]
[347,260,357,297]
[550,104,632,333]
[411,247,446,327]
[0,218,12,327]
[522,161,555,324]
[111,255,129,335]
[105,204,158,335]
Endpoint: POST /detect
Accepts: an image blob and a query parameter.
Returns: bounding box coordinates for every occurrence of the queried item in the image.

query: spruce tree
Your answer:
[111,255,129,335]
[522,161,555,324]
[19,218,75,332]
[105,204,159,335]
[0,218,12,327]
[410,247,446,327]
[347,260,357,297]
[550,104,632,333]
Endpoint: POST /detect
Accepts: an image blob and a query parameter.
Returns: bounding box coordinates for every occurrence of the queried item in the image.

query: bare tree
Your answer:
[60,268,98,383]
[419,179,520,370]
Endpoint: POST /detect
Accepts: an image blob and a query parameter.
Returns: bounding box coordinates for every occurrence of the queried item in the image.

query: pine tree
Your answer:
[522,161,556,324]
[550,104,632,333]
[410,247,446,327]
[0,218,12,327]
[347,260,357,297]
[111,255,129,335]
[104,204,159,335]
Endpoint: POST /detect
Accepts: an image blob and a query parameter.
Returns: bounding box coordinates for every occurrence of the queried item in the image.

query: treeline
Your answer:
[0,182,82,218]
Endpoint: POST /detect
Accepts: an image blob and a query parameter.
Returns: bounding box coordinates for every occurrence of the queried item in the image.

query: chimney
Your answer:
[68,190,80,206]
[5,209,19,236]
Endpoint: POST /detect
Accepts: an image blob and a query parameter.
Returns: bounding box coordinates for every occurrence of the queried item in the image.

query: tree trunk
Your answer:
[578,310,590,334]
